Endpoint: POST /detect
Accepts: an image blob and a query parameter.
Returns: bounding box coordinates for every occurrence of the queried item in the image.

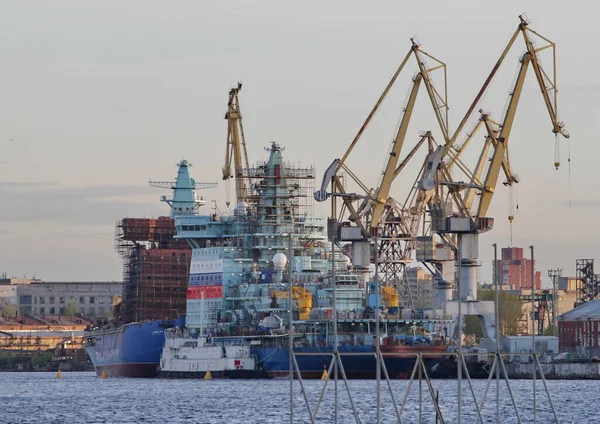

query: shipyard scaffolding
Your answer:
[115,217,191,323]
[575,259,600,307]
[231,142,318,247]
[218,143,329,322]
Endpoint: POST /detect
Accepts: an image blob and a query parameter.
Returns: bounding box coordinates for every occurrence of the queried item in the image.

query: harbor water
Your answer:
[0,372,590,423]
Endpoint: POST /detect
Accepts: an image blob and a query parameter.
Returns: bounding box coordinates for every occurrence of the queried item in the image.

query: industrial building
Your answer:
[558,299,600,350]
[17,281,121,317]
[493,247,541,290]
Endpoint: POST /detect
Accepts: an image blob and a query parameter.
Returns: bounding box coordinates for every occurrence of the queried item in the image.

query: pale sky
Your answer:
[1,1,598,286]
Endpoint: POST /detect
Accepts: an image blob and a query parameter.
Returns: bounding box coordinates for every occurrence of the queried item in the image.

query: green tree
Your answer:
[543,326,555,336]
[478,289,523,336]
[0,303,16,317]
[63,301,80,316]
[0,298,17,317]
[464,315,483,339]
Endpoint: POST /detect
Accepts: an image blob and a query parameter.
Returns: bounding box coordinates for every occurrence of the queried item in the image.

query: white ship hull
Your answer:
[158,333,261,378]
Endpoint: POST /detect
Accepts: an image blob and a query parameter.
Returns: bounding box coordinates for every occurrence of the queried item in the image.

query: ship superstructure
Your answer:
[176,142,336,331]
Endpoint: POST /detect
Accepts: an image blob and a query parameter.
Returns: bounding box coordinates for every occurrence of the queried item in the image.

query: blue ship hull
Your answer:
[255,345,446,379]
[86,324,444,379]
[84,318,184,378]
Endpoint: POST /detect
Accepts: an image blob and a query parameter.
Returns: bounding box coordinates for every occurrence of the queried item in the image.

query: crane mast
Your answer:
[223,83,250,206]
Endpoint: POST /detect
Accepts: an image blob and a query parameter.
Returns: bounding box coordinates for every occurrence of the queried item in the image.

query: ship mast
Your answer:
[149,160,217,217]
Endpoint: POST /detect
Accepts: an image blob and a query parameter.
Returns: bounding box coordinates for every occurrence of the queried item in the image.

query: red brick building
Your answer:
[494,247,541,290]
[558,299,600,349]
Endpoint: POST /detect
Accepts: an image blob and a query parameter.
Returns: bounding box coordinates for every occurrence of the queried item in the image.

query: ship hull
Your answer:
[256,345,447,379]
[157,369,268,379]
[93,363,160,378]
[85,318,184,378]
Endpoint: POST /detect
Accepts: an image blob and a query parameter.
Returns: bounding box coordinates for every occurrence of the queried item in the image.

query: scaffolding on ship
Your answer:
[114,217,191,323]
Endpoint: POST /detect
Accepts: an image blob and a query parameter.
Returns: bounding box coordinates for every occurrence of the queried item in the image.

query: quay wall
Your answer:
[505,362,600,379]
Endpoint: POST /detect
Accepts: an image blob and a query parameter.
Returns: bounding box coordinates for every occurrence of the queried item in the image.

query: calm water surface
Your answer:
[0,372,593,423]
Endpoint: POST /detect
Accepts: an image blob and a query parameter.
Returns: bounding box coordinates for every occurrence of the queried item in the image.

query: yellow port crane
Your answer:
[475,20,569,218]
[223,83,250,206]
[312,30,450,309]
[314,15,569,312]
[315,41,448,237]
[433,15,569,224]
[410,16,569,307]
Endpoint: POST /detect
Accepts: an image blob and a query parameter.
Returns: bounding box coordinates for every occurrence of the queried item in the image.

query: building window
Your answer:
[59,297,64,304]
[39,297,45,305]
[89,307,95,316]
[89,297,96,304]
[50,307,55,314]
[99,307,105,314]
[40,307,45,314]
[99,297,105,304]
[80,297,86,304]
[49,297,55,305]
[34,297,37,304]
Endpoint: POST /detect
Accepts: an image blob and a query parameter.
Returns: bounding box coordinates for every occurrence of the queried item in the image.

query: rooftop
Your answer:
[559,299,600,321]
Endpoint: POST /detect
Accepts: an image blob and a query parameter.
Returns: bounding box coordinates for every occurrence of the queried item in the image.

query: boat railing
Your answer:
[84,326,125,336]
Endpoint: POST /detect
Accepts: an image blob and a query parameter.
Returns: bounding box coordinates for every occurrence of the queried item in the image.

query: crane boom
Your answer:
[463,136,492,210]
[223,83,250,204]
[519,18,569,140]
[370,74,423,230]
[411,41,450,142]
[476,53,530,218]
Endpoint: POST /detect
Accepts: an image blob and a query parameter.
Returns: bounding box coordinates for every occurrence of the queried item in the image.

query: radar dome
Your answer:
[273,253,288,270]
